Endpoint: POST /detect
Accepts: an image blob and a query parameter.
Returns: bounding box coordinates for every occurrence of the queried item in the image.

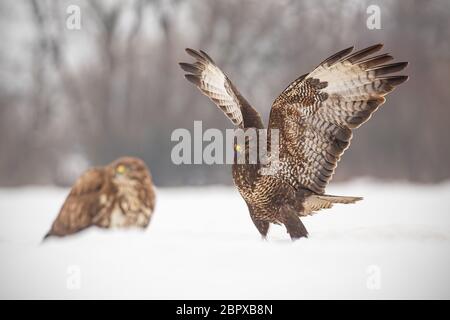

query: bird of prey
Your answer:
[180,44,408,240]
[44,157,156,239]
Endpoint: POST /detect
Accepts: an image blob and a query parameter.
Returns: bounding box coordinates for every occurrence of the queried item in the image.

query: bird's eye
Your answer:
[116,165,127,174]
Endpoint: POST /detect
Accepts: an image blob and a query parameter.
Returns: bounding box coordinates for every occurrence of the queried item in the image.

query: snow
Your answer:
[0,180,449,299]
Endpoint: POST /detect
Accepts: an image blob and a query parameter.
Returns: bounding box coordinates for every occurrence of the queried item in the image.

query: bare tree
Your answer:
[0,0,449,186]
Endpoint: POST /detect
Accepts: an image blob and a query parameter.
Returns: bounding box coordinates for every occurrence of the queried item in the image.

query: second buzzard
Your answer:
[44,157,156,239]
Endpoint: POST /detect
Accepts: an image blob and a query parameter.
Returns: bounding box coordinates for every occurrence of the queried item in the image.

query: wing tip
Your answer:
[179,62,201,74]
[199,50,215,64]
[41,231,52,243]
[323,45,355,66]
[372,61,409,76]
[185,47,197,55]
[184,74,201,86]
[185,48,204,61]
[382,75,409,86]
[185,48,215,64]
[345,43,384,63]
[367,43,384,52]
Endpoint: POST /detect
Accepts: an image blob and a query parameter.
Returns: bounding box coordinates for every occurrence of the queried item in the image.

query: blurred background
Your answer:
[0,0,448,187]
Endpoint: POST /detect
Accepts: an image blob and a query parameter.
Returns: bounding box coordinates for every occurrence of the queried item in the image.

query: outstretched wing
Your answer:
[179,48,245,127]
[44,168,108,238]
[269,44,408,194]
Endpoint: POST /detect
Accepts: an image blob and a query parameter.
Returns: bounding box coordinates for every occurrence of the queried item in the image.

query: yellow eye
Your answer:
[116,165,126,174]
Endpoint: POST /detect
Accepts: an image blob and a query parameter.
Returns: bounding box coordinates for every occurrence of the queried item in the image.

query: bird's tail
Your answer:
[303,194,363,215]
[319,194,363,204]
[41,231,53,243]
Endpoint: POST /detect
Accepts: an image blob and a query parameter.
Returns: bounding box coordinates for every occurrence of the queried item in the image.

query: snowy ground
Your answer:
[0,180,449,299]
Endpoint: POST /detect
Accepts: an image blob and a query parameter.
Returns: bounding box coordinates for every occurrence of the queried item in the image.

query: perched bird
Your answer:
[44,157,156,239]
[180,44,408,240]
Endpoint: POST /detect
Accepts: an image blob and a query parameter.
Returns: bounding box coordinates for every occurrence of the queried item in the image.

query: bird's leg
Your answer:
[280,208,308,240]
[247,204,270,239]
[251,217,270,239]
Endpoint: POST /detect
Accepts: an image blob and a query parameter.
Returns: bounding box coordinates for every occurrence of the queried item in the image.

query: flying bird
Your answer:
[180,44,408,240]
[44,157,156,239]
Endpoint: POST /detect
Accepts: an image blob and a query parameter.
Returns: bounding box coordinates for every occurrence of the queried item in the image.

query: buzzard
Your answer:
[180,44,408,240]
[44,157,156,239]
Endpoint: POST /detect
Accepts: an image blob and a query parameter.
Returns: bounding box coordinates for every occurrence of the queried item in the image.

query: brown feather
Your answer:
[180,48,257,128]
[44,157,156,240]
[180,44,408,240]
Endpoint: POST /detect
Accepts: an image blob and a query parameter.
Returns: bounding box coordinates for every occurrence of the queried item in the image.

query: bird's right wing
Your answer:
[268,44,408,194]
[44,168,107,238]
[180,48,245,128]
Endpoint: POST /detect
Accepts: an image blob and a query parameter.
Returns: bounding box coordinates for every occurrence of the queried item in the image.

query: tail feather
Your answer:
[41,231,53,243]
[303,194,362,216]
[319,194,363,203]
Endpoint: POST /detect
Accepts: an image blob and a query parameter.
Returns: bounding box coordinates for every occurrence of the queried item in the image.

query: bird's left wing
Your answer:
[268,44,408,194]
[179,49,245,128]
[44,168,107,239]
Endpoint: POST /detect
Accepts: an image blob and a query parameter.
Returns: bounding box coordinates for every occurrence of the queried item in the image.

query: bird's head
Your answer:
[234,142,244,154]
[110,157,151,185]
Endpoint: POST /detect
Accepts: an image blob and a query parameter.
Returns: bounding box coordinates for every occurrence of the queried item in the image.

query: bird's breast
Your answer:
[106,181,152,228]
